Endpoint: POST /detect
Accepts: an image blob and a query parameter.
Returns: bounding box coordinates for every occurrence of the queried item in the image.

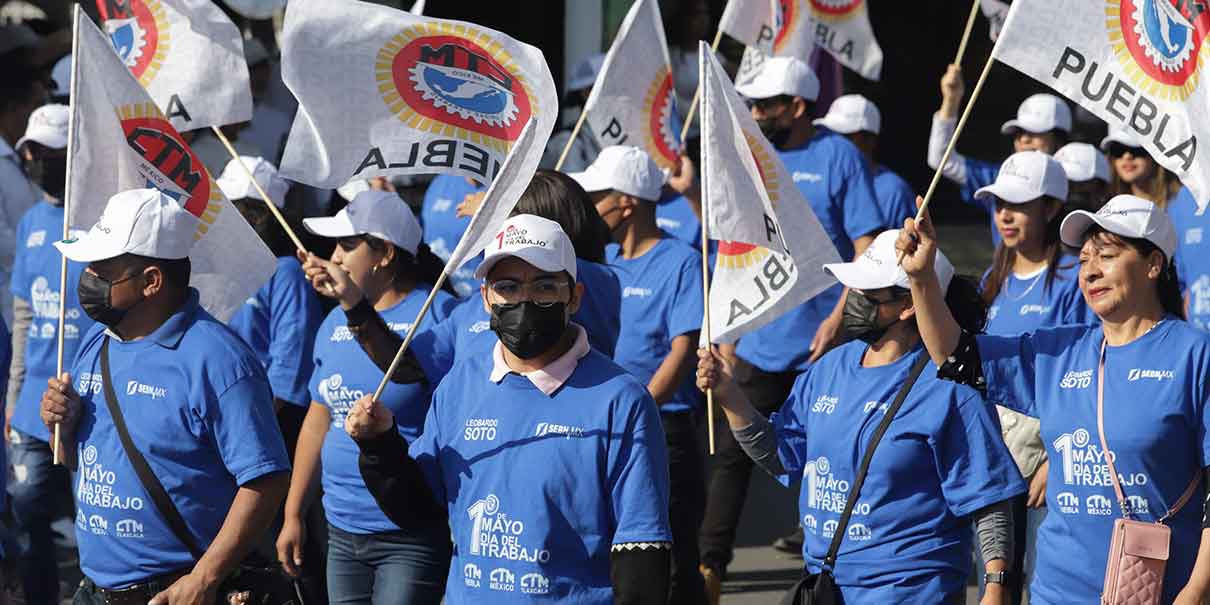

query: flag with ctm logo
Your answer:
[582,0,682,172]
[698,43,840,345]
[68,10,274,320]
[736,0,883,83]
[278,0,557,189]
[93,0,253,131]
[995,0,1210,209]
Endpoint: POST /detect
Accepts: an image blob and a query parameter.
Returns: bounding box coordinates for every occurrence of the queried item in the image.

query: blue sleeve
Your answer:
[206,374,291,485]
[960,157,999,211]
[666,254,704,339]
[882,176,917,229]
[839,149,886,244]
[771,370,812,485]
[932,392,1027,516]
[9,212,29,300]
[414,302,465,383]
[266,266,320,405]
[608,386,672,545]
[977,333,1038,416]
[431,291,459,323]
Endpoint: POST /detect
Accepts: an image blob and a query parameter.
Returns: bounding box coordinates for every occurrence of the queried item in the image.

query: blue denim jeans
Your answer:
[326,523,451,605]
[9,429,76,604]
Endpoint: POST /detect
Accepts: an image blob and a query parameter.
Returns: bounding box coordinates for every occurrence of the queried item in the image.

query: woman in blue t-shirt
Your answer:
[899,194,1210,604]
[276,191,456,605]
[972,151,1094,599]
[698,230,1025,604]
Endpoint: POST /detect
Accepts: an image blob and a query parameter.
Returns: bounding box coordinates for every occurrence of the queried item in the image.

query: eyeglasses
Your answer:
[487,277,571,306]
[857,289,907,306]
[1106,142,1148,159]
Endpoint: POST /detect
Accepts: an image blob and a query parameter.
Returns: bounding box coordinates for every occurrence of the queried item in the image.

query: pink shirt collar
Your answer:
[490,324,590,396]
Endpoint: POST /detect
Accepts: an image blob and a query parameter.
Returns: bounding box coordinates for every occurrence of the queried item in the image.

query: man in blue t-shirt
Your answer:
[40,189,290,604]
[698,56,888,583]
[420,174,485,297]
[347,214,672,604]
[572,146,706,604]
[8,103,92,604]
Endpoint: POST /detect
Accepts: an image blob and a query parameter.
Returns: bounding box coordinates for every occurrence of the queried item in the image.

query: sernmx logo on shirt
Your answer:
[622,286,653,298]
[792,171,822,183]
[1128,368,1175,381]
[470,320,491,334]
[1019,304,1050,316]
[534,422,584,438]
[125,380,167,399]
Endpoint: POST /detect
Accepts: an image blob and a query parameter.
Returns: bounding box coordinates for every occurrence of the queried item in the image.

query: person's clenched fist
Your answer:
[41,373,80,434]
[345,394,395,441]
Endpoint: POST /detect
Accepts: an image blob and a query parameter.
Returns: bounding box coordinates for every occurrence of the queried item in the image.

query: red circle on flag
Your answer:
[96,0,161,79]
[647,72,680,167]
[1117,0,1209,88]
[119,116,211,218]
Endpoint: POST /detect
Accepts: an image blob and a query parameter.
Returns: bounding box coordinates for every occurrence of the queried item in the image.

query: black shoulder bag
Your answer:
[780,352,930,605]
[100,337,303,605]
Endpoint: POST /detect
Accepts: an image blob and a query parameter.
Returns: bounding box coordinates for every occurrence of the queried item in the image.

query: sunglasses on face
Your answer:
[744,95,793,113]
[1106,142,1148,159]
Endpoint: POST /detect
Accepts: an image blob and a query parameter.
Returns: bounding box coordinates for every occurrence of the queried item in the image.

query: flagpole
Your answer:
[679,28,725,145]
[954,0,982,66]
[370,271,449,401]
[53,5,83,466]
[553,107,590,171]
[209,126,307,252]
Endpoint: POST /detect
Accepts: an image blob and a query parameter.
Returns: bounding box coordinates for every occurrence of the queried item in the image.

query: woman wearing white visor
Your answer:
[697,231,1024,604]
[898,194,1210,604]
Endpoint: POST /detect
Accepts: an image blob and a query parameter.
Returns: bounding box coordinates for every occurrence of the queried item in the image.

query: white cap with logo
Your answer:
[823,229,955,292]
[569,145,666,201]
[1054,142,1110,184]
[974,150,1069,204]
[216,156,290,208]
[813,94,880,135]
[55,188,201,263]
[1060,194,1177,259]
[735,56,820,102]
[303,190,422,255]
[16,104,69,151]
[999,94,1072,135]
[474,214,578,281]
[1100,127,1143,152]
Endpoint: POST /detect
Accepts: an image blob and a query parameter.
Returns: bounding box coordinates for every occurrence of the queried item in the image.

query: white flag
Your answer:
[995,0,1210,209]
[278,0,557,190]
[94,0,253,132]
[445,118,540,273]
[718,0,777,47]
[737,0,882,83]
[699,44,841,344]
[410,0,425,15]
[583,0,682,172]
[69,11,275,321]
[981,0,1010,41]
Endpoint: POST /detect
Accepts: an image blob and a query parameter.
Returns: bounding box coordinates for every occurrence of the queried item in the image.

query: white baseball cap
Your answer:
[813,94,880,135]
[1060,194,1177,259]
[735,56,820,102]
[336,179,372,202]
[1054,142,1110,184]
[223,0,283,20]
[569,145,665,201]
[974,150,1069,204]
[50,54,71,97]
[823,229,955,293]
[216,156,289,208]
[1100,127,1144,152]
[567,53,605,92]
[1000,94,1072,135]
[303,190,422,255]
[475,214,578,281]
[16,104,69,151]
[55,189,201,263]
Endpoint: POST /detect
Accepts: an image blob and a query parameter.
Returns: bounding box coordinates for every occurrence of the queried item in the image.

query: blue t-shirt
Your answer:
[70,290,290,589]
[1169,188,1210,330]
[417,258,622,382]
[413,349,672,604]
[607,236,704,413]
[736,130,886,373]
[983,257,1092,336]
[872,164,916,230]
[654,193,701,247]
[960,156,1002,246]
[309,285,454,534]
[978,320,1210,604]
[9,201,94,440]
[421,175,485,297]
[227,256,322,407]
[771,341,1024,603]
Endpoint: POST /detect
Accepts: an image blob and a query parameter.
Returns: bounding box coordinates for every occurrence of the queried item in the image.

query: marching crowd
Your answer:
[4,2,1210,605]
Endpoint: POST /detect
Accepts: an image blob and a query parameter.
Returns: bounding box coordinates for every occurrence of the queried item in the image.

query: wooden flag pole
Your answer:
[554,107,590,171]
[209,126,307,253]
[53,5,83,466]
[371,270,450,401]
[679,28,726,145]
[954,0,982,66]
[701,194,716,456]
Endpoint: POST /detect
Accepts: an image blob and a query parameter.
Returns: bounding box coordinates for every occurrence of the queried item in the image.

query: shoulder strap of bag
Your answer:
[1096,339,1200,522]
[822,351,930,569]
[100,337,204,560]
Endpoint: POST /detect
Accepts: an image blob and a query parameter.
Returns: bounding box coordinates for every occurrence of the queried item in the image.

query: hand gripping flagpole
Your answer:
[954,0,983,66]
[53,5,83,466]
[679,28,725,145]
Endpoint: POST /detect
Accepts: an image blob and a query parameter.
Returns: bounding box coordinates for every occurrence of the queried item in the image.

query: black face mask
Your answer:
[756,117,792,149]
[490,301,568,360]
[36,156,67,199]
[78,271,141,327]
[840,290,900,344]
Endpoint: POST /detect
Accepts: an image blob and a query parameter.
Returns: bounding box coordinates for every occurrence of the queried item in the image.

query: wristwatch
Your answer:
[984,571,1010,585]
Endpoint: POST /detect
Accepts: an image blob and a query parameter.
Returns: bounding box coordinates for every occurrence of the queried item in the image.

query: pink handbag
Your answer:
[1096,341,1201,605]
